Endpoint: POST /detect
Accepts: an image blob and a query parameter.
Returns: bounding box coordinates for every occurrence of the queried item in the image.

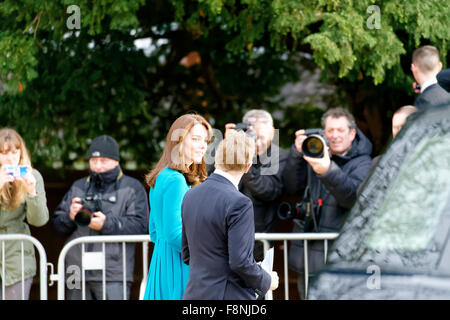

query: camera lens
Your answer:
[74,208,92,226]
[278,202,293,220]
[302,135,325,158]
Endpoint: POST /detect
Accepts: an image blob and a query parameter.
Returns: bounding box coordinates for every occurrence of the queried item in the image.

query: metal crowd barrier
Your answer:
[255,232,339,300]
[0,234,48,300]
[53,235,151,300]
[1,233,338,300]
[54,233,337,300]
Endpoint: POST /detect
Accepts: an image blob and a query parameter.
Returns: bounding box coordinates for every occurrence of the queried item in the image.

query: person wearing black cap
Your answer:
[52,135,149,300]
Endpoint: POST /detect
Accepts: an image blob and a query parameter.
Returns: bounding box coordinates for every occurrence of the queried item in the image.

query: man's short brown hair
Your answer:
[215,131,255,172]
[412,45,441,74]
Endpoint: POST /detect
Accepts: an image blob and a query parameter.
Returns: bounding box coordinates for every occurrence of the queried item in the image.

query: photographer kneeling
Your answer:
[282,107,372,299]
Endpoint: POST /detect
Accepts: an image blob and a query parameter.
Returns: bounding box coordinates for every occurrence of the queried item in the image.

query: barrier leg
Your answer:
[303,240,308,299]
[283,240,289,300]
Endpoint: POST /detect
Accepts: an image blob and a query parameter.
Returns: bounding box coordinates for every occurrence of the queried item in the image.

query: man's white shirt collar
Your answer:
[214,169,240,190]
[421,78,437,93]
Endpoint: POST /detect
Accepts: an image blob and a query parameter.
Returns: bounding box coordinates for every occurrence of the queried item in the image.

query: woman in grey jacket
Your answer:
[0,128,49,300]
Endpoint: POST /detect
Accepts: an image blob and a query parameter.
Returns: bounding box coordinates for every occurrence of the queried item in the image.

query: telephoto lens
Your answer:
[74,198,99,226]
[302,134,326,158]
[278,202,295,220]
[74,207,92,226]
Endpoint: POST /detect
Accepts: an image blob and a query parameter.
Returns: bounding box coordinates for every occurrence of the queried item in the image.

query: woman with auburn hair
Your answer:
[143,114,213,300]
[0,128,49,300]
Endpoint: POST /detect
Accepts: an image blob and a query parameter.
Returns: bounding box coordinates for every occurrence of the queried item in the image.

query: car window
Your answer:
[366,133,450,251]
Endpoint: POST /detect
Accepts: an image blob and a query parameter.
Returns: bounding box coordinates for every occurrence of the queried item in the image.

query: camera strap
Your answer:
[306,165,319,232]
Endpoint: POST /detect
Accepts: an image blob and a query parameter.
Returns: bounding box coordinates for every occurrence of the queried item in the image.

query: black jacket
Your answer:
[283,128,373,233]
[414,83,450,110]
[208,144,288,261]
[52,166,149,282]
[283,128,372,274]
[182,173,271,300]
[239,144,289,234]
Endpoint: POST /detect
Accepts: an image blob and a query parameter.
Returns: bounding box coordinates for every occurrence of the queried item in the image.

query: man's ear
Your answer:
[350,128,357,141]
[243,162,252,174]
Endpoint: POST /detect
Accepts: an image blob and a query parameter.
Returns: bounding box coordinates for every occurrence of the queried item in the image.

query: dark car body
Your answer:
[308,103,450,300]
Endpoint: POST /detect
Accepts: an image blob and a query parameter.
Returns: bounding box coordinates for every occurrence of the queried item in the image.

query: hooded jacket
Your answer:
[283,128,373,273]
[283,128,373,232]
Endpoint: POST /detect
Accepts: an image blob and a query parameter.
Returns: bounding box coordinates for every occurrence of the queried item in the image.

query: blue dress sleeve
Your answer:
[161,173,189,252]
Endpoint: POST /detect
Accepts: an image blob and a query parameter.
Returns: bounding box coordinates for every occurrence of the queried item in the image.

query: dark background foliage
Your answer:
[1,0,449,171]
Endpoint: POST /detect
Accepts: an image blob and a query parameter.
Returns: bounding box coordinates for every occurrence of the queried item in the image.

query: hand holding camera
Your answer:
[0,166,15,189]
[225,122,257,141]
[303,143,331,175]
[225,123,258,159]
[70,196,106,230]
[295,128,331,175]
[21,167,37,196]
[224,123,237,139]
[69,197,83,221]
[1,165,36,195]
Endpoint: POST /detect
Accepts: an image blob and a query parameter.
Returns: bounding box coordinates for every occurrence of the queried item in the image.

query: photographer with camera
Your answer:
[220,110,289,262]
[52,135,149,300]
[282,107,372,299]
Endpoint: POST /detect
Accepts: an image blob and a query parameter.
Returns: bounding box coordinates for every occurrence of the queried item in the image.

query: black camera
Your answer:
[278,201,309,221]
[74,195,102,227]
[278,199,319,232]
[234,123,257,140]
[302,128,329,158]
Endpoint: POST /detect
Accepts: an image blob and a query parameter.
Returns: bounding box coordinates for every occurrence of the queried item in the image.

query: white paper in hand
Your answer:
[261,248,274,273]
[260,248,274,300]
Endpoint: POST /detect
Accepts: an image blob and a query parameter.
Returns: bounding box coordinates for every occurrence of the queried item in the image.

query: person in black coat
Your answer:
[411,46,450,110]
[52,135,149,300]
[209,110,289,262]
[282,107,373,299]
[181,131,278,300]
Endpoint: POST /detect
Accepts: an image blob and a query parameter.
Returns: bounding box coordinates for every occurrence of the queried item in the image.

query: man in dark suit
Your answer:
[181,131,279,300]
[225,110,289,262]
[207,109,289,262]
[411,45,450,110]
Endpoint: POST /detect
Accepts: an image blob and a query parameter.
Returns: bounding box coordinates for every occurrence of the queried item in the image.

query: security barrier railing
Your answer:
[0,234,48,300]
[53,235,151,300]
[52,233,338,300]
[1,233,339,300]
[255,232,339,300]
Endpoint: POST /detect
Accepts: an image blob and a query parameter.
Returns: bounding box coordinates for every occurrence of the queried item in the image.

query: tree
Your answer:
[1,0,449,169]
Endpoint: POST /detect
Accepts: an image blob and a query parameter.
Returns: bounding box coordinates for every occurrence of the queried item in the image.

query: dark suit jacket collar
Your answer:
[208,173,238,190]
[422,83,438,94]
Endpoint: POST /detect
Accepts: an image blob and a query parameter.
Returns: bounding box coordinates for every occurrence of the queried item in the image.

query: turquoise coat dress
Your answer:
[143,167,190,300]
